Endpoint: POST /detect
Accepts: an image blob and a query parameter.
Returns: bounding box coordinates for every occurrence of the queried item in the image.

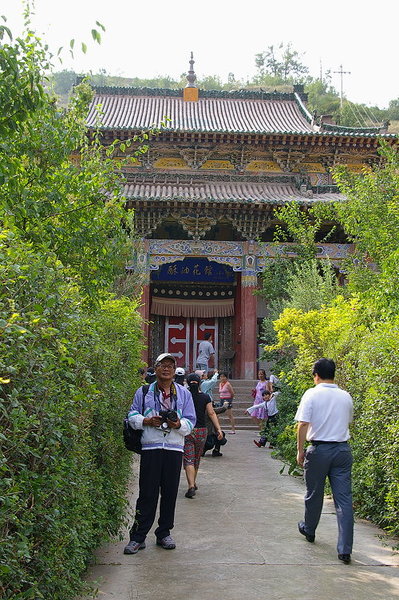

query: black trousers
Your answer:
[129,449,183,543]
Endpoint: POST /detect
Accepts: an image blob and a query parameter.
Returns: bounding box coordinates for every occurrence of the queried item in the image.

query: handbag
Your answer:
[251,388,256,399]
[204,431,227,452]
[123,385,149,453]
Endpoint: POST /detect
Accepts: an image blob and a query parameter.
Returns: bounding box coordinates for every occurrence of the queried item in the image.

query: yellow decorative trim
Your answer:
[246,160,283,172]
[154,158,189,169]
[200,160,235,170]
[293,162,326,173]
[344,164,369,173]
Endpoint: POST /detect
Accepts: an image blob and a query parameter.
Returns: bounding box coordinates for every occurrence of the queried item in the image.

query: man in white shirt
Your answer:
[195,332,215,373]
[295,358,354,565]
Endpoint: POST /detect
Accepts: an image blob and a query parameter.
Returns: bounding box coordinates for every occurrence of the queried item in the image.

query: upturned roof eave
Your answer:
[123,192,345,205]
[88,123,396,141]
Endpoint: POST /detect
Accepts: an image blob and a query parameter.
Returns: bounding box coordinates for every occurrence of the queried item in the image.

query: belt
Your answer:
[311,440,346,445]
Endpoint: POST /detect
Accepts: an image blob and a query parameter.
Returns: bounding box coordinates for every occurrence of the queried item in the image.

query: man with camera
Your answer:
[124,353,196,554]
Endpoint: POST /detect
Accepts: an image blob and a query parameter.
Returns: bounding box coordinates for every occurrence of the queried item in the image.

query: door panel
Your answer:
[165,317,190,368]
[164,317,218,371]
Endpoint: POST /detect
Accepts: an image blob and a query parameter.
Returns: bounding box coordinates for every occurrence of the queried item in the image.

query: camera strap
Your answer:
[155,383,177,413]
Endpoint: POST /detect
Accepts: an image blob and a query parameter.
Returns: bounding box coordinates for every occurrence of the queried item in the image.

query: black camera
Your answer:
[158,409,178,431]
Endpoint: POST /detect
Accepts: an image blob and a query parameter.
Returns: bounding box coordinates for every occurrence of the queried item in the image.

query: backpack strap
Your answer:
[140,384,150,415]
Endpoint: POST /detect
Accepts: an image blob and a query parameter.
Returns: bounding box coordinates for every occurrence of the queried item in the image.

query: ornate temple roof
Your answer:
[86,86,392,138]
[87,89,314,135]
[122,180,344,205]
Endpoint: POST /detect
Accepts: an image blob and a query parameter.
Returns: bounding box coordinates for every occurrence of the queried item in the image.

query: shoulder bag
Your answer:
[123,385,150,453]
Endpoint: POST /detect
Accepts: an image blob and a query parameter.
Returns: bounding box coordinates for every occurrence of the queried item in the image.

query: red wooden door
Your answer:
[164,317,189,368]
[165,317,218,371]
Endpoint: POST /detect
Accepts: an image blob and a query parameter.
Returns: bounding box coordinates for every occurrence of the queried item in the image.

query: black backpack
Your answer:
[123,385,150,453]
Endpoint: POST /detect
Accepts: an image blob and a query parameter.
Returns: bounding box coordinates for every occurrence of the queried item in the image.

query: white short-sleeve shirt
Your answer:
[295,383,353,441]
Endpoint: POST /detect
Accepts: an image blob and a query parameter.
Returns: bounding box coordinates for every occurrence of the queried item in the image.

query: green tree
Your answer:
[255,42,309,82]
[0,18,48,136]
[333,143,399,317]
[305,77,340,116]
[0,14,147,599]
[387,98,399,120]
[49,68,77,95]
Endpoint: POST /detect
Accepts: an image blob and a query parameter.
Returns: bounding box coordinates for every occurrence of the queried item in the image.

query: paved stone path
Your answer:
[85,430,399,599]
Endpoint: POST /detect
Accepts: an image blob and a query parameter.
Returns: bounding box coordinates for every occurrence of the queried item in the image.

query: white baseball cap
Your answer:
[175,367,185,376]
[154,353,176,367]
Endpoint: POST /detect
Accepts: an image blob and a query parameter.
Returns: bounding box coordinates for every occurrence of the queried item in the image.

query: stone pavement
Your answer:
[85,430,399,600]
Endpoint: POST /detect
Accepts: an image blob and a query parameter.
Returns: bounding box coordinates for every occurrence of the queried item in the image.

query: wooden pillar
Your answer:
[237,273,257,379]
[235,245,258,380]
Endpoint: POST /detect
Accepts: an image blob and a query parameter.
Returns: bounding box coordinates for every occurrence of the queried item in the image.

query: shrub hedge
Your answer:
[0,232,144,599]
[267,297,399,537]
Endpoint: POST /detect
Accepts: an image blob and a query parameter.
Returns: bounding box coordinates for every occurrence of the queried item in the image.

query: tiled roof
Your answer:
[88,92,315,135]
[86,86,394,138]
[122,181,344,204]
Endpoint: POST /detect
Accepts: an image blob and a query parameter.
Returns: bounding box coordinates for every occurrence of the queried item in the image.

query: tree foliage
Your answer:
[0,17,147,599]
[0,19,47,136]
[305,77,340,117]
[261,140,399,535]
[255,42,309,82]
[333,143,399,317]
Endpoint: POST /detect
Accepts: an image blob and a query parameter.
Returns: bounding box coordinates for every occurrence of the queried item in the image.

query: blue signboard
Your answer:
[151,258,234,283]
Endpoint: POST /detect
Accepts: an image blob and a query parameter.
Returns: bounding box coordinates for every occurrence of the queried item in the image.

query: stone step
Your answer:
[206,379,261,430]
[217,402,259,431]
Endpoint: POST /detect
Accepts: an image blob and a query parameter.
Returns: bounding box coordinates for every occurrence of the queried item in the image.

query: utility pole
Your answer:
[333,64,351,109]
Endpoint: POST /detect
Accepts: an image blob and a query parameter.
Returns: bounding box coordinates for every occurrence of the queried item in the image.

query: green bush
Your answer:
[0,16,148,599]
[0,232,144,599]
[266,297,399,536]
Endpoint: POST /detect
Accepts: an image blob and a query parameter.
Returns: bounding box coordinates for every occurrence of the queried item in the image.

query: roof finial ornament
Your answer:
[186,51,197,88]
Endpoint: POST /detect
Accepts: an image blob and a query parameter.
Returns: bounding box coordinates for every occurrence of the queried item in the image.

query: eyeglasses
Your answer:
[157,363,175,370]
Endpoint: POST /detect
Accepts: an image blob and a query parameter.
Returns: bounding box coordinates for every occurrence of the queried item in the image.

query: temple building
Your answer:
[86,55,395,378]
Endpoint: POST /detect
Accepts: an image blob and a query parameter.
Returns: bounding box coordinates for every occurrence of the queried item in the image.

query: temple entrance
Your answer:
[164,316,218,371]
[149,256,236,372]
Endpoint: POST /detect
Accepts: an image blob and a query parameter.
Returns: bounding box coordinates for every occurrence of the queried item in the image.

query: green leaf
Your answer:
[96,20,106,31]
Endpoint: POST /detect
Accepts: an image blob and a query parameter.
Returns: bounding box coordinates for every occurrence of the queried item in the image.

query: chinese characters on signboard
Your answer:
[152,258,234,283]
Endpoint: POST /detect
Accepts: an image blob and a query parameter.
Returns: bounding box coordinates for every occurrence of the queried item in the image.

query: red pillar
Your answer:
[138,282,150,366]
[237,273,257,379]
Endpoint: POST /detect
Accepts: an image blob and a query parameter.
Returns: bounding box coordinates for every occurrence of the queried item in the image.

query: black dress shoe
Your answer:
[338,553,351,564]
[298,521,315,543]
[185,487,196,498]
[212,450,223,457]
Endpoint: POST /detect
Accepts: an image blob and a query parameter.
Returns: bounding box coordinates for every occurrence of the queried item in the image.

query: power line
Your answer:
[346,102,363,127]
[351,102,367,126]
[362,104,379,125]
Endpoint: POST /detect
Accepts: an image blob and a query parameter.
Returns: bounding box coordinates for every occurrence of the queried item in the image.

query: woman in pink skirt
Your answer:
[246,369,270,427]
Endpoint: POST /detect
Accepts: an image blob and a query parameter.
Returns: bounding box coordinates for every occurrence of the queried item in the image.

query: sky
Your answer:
[2,0,397,109]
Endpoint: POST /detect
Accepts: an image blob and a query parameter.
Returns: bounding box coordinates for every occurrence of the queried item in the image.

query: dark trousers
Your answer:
[129,449,183,543]
[259,414,279,444]
[303,442,353,554]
